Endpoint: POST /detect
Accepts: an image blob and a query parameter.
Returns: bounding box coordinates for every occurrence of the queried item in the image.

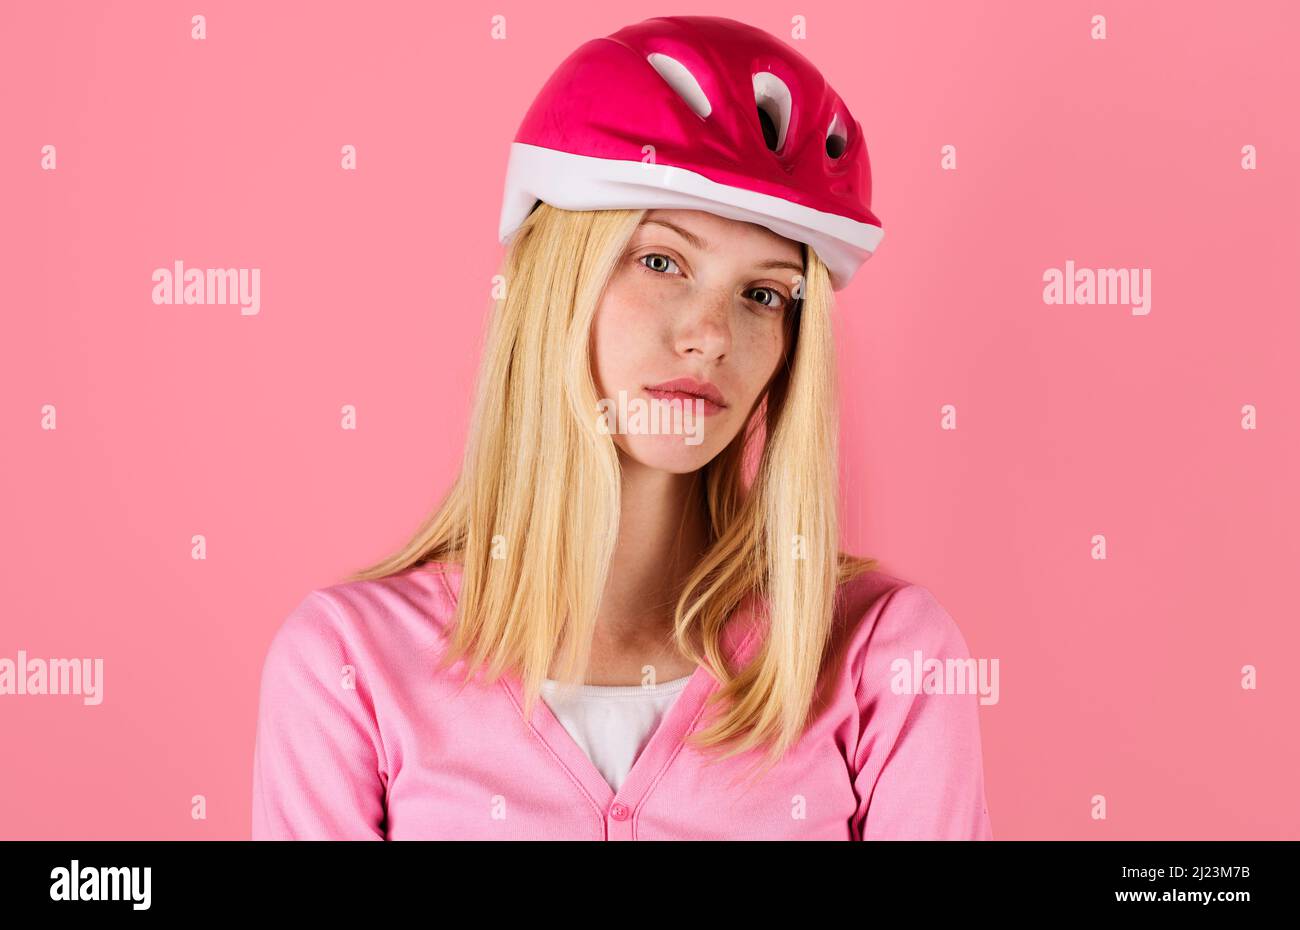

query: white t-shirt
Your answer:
[539,674,694,793]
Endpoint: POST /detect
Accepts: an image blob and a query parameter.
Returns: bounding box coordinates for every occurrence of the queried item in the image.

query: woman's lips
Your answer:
[643,388,726,416]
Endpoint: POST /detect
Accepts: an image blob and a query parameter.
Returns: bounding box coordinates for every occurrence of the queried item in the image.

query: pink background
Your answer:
[3,0,1298,839]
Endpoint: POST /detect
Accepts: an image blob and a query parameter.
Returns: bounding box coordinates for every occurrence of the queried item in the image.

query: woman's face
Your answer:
[590,208,804,474]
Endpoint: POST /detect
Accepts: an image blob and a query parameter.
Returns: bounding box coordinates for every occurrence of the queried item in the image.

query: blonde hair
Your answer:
[346,202,877,782]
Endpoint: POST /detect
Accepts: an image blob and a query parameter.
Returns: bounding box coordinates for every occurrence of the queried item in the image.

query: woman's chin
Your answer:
[615,433,723,474]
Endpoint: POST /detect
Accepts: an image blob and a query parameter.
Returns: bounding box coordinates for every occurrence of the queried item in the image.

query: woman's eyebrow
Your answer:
[641,218,710,251]
[640,219,804,276]
[754,258,806,276]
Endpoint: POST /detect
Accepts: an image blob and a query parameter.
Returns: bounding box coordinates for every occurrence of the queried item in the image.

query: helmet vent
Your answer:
[826,113,848,159]
[752,72,791,153]
[646,53,712,119]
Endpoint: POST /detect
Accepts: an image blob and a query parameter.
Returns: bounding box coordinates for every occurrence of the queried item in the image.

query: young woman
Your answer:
[252,15,993,840]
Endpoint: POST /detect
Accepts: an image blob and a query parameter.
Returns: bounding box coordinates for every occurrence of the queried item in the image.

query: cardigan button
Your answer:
[610,803,630,821]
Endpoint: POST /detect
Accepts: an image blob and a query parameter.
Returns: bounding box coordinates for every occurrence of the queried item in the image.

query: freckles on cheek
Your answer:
[607,277,658,336]
[740,318,788,385]
[608,272,659,328]
[591,289,649,395]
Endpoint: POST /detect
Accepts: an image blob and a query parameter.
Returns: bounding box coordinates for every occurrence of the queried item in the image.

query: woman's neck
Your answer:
[593,452,709,655]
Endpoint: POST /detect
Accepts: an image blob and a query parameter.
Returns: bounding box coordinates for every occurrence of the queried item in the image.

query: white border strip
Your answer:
[498,142,883,289]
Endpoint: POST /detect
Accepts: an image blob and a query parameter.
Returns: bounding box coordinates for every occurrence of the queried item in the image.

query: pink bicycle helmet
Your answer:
[498,15,883,291]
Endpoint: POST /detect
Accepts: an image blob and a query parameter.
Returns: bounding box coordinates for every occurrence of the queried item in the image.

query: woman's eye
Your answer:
[746,287,788,311]
[635,255,786,312]
[639,253,681,275]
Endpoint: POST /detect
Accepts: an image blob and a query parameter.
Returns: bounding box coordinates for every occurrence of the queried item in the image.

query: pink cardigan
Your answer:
[251,562,993,840]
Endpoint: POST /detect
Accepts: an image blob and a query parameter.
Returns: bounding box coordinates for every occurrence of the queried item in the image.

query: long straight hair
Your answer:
[346,201,877,777]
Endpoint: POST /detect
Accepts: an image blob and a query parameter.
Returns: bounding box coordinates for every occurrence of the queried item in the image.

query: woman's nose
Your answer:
[673,289,732,360]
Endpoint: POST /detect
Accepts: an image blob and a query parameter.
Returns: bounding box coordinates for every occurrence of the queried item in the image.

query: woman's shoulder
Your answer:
[261,560,465,672]
[831,562,976,679]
